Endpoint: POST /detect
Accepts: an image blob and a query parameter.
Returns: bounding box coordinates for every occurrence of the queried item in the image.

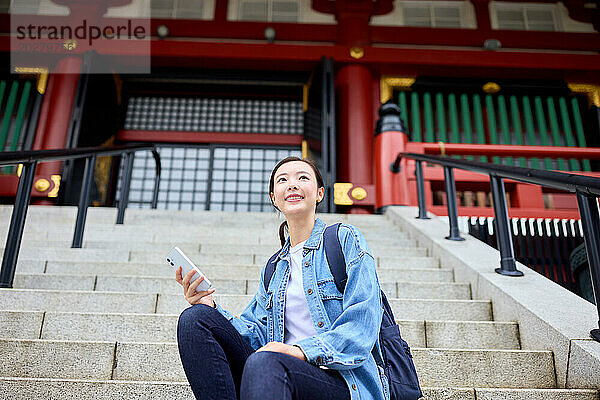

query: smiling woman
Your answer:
[268,156,325,247]
[175,156,389,400]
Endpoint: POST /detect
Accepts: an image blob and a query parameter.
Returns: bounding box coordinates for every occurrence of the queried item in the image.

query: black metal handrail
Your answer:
[0,144,161,288]
[393,152,600,343]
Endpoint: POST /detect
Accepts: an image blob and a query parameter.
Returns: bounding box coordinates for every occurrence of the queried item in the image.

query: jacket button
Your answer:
[352,384,357,390]
[317,321,323,328]
[316,356,323,364]
[307,289,313,295]
[304,261,310,267]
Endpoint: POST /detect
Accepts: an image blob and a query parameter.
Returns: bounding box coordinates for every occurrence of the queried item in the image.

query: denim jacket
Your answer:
[215,218,389,400]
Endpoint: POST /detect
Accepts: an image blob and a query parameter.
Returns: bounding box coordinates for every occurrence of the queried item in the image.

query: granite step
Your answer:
[13,274,470,299]
[9,238,420,254]
[156,294,492,320]
[0,290,491,320]
[0,379,596,400]
[16,261,455,282]
[4,231,415,248]
[1,223,409,240]
[0,378,193,400]
[0,338,556,388]
[0,310,519,349]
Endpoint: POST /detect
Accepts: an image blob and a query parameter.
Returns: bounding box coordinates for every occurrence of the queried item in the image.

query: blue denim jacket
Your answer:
[215,218,389,400]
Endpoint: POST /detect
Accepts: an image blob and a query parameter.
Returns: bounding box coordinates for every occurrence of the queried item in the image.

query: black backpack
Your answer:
[264,223,423,400]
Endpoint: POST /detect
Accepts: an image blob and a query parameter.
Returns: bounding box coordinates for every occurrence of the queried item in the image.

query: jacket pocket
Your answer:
[317,280,343,300]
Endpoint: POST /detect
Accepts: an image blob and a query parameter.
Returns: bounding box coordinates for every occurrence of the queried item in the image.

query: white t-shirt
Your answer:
[283,239,317,345]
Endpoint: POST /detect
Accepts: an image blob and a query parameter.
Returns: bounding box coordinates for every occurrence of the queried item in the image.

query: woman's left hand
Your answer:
[256,342,307,361]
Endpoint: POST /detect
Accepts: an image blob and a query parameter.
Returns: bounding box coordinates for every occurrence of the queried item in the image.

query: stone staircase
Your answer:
[0,205,598,399]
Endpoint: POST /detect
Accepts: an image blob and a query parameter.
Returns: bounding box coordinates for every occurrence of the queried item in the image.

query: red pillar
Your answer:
[31,56,81,203]
[374,102,410,209]
[335,65,374,214]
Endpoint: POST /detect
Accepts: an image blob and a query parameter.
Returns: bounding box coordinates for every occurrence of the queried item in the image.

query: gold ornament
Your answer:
[482,82,501,94]
[34,179,50,192]
[351,187,367,201]
[350,47,364,59]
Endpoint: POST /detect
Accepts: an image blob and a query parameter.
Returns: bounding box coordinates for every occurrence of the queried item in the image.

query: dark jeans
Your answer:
[177,304,351,400]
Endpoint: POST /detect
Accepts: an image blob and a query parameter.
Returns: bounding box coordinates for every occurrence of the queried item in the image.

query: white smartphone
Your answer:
[167,247,212,293]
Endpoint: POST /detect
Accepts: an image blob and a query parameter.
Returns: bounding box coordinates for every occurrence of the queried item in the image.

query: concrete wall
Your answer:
[385,206,600,389]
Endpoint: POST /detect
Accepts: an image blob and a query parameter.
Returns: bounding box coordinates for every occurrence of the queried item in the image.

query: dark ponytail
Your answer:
[278,220,288,247]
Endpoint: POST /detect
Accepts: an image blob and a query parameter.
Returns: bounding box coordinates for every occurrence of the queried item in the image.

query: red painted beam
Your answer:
[141,40,600,73]
[117,130,303,146]
[370,26,600,53]
[2,34,600,76]
[406,142,600,159]
[1,13,598,52]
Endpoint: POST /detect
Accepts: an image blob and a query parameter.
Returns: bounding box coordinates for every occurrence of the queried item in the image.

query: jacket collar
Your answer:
[276,218,326,260]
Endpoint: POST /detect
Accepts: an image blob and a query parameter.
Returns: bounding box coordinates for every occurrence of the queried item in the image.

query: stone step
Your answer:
[0,206,396,226]
[0,338,555,388]
[0,379,596,400]
[84,241,427,257]
[11,251,432,268]
[1,221,408,239]
[129,250,437,268]
[0,310,517,349]
[10,237,419,254]
[413,348,556,388]
[12,248,131,263]
[0,378,193,400]
[18,261,454,282]
[13,274,470,299]
[4,231,414,248]
[0,205,391,221]
[0,289,157,314]
[156,294,492,321]
[0,290,490,320]
[422,388,599,400]
[5,242,426,268]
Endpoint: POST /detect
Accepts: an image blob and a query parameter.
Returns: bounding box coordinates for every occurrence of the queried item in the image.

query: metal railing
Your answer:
[0,144,161,288]
[392,152,600,343]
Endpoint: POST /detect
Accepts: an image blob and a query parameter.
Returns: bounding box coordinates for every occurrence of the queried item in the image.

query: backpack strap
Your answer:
[323,223,347,294]
[263,250,280,292]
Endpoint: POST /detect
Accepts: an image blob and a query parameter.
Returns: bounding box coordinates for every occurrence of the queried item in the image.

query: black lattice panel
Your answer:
[124,97,304,134]
[116,145,301,211]
[209,147,301,212]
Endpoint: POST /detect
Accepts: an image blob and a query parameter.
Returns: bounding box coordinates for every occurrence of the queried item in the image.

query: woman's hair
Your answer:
[269,156,325,246]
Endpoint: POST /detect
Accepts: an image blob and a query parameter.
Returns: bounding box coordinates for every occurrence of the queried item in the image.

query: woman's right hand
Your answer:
[175,267,216,307]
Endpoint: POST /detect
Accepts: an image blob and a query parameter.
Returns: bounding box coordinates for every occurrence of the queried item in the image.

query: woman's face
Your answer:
[270,160,324,218]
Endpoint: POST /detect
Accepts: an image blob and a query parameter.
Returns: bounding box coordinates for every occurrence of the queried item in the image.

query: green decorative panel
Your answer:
[0,78,35,174]
[397,89,592,172]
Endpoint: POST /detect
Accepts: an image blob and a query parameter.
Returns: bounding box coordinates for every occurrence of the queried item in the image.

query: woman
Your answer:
[176,156,388,400]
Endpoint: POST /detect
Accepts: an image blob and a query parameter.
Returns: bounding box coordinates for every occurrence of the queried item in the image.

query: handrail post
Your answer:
[72,155,96,248]
[151,148,161,209]
[576,192,600,343]
[444,166,464,241]
[116,152,134,225]
[0,161,37,288]
[415,160,429,219]
[490,175,523,276]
